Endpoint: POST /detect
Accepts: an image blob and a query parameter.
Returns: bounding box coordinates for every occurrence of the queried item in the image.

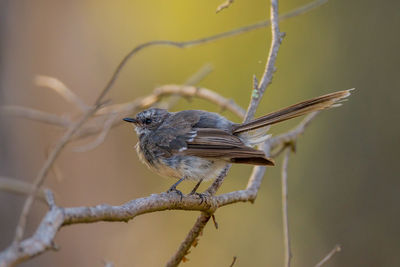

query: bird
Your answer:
[123,89,352,195]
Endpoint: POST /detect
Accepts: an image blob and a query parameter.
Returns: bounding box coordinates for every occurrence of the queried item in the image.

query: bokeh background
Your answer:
[1,0,399,266]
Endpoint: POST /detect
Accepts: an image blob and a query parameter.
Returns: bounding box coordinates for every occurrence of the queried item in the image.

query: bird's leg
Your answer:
[189,179,209,204]
[189,179,203,195]
[167,177,185,200]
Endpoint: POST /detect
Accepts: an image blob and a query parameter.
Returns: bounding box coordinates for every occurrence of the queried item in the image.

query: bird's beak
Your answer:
[123,117,138,124]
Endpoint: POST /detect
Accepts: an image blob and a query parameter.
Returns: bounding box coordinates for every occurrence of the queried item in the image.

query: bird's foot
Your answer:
[167,186,184,201]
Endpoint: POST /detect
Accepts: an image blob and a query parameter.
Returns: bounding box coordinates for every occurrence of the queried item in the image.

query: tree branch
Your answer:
[35,75,89,112]
[166,0,284,265]
[268,111,319,156]
[0,0,332,266]
[0,177,48,202]
[0,106,71,127]
[93,0,327,104]
[281,149,292,267]
[314,244,341,267]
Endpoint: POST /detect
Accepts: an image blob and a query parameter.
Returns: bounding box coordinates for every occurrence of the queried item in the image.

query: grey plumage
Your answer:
[124,89,352,183]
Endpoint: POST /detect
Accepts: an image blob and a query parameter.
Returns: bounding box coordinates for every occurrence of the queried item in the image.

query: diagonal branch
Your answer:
[268,111,319,156]
[166,0,284,266]
[314,244,341,267]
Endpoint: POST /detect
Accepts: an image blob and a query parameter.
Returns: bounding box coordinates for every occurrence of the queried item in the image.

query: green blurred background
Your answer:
[1,0,399,266]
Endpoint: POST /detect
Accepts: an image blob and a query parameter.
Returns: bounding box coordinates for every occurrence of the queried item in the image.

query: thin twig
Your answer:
[35,75,89,111]
[268,111,319,154]
[94,0,327,104]
[0,106,71,127]
[44,189,56,209]
[96,85,245,118]
[244,0,284,122]
[281,149,292,267]
[314,244,341,267]
[0,177,48,202]
[165,213,212,267]
[74,85,245,142]
[1,0,327,133]
[216,0,234,13]
[166,165,230,267]
[74,65,215,152]
[73,112,118,152]
[229,256,237,267]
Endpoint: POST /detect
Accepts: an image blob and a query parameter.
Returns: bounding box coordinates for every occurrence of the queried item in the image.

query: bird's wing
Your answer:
[150,111,201,155]
[182,128,275,166]
[151,111,274,166]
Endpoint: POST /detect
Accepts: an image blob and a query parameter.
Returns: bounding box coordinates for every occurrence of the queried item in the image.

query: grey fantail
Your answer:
[123,89,352,193]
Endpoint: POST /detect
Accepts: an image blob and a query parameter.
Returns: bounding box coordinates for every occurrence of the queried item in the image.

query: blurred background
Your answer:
[0,0,399,266]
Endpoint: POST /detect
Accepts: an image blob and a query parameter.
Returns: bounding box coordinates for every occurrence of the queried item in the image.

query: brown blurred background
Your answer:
[1,0,399,266]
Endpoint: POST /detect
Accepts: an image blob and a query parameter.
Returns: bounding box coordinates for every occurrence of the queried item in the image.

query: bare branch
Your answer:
[35,75,89,112]
[167,165,231,267]
[94,0,328,104]
[216,0,234,13]
[314,244,341,267]
[244,0,284,122]
[97,85,245,118]
[268,111,319,154]
[166,213,212,267]
[72,113,118,152]
[0,1,332,266]
[0,177,48,202]
[44,189,57,209]
[229,256,237,267]
[0,115,320,267]
[281,149,292,267]
[0,106,70,127]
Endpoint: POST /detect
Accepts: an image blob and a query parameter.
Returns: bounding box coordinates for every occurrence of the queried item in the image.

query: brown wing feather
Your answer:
[182,128,275,166]
[233,89,353,133]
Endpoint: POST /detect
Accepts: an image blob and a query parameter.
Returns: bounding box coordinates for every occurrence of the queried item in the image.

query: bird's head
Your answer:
[123,108,170,136]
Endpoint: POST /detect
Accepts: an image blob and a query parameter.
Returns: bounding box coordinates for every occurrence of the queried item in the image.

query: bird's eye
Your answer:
[144,118,152,124]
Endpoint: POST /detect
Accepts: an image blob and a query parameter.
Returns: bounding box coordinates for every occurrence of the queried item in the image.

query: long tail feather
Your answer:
[233,89,353,134]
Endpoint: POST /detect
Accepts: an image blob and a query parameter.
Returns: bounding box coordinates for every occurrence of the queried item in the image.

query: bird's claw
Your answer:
[189,192,209,205]
[167,187,184,201]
